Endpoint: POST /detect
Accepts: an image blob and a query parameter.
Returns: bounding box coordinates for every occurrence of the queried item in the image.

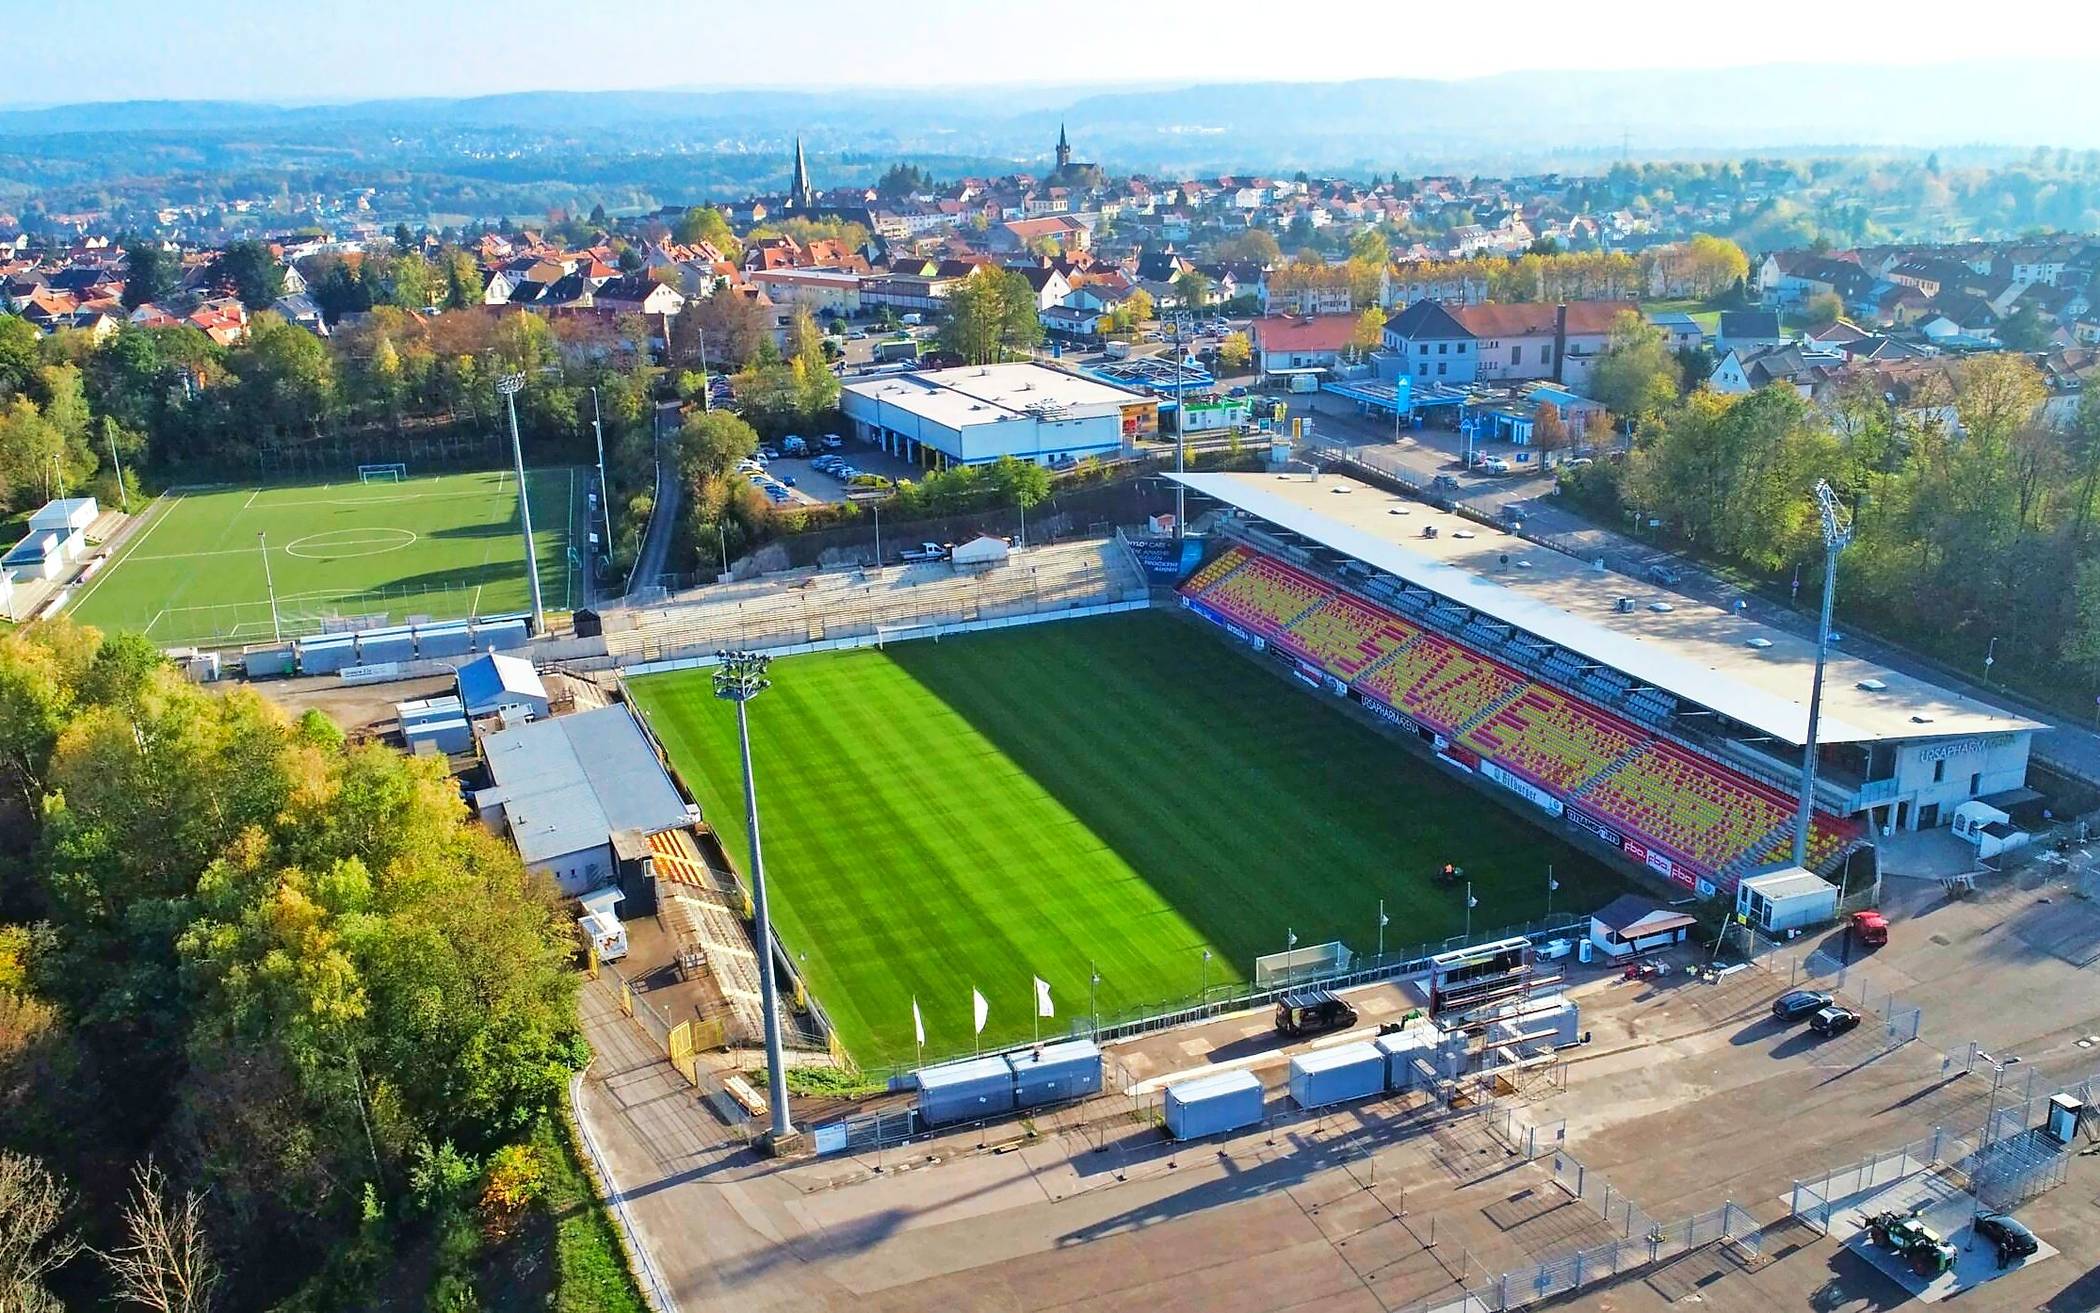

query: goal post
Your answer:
[1254,941,1354,989]
[357,463,407,483]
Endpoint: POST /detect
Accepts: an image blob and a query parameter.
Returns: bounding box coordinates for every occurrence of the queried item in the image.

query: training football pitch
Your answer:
[66,468,587,646]
[628,611,1633,1068]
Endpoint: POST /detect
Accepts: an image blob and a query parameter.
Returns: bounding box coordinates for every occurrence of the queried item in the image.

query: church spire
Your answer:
[789,135,814,212]
[1055,122,1072,172]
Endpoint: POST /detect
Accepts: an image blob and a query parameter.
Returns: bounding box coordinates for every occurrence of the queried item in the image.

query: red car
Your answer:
[1852,911,1889,948]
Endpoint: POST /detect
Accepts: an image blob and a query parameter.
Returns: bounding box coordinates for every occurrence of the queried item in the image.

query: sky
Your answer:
[4,0,2098,106]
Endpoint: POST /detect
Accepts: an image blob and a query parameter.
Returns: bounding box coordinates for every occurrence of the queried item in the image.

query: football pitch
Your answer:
[628,611,1634,1068]
[66,468,587,646]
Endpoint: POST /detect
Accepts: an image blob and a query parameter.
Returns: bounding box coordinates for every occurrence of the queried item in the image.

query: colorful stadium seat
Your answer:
[1183,542,1862,881]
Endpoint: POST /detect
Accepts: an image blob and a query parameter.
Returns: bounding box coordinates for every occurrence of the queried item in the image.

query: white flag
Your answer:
[912,997,925,1047]
[972,987,989,1036]
[1034,975,1055,1019]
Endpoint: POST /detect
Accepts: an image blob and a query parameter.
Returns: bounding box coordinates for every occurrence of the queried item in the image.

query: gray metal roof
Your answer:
[481,705,690,866]
[1171,472,2045,747]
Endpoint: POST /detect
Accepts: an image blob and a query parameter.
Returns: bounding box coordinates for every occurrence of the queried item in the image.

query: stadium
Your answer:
[623,470,2041,1071]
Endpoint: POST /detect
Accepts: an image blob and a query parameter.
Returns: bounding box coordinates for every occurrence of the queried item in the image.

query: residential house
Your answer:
[591,275,688,318]
[1250,314,1358,374]
[1379,299,1634,389]
[1715,310,1785,355]
[1708,343,1844,396]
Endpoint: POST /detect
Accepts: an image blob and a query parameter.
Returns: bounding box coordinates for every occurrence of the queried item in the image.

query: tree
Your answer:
[104,1160,220,1313]
[122,241,180,309]
[1994,305,2053,351]
[678,409,759,480]
[1173,268,1213,311]
[1212,230,1282,266]
[0,314,38,400]
[208,240,286,311]
[876,163,933,199]
[1218,331,1252,373]
[0,1150,82,1313]
[682,292,772,370]
[673,206,740,258]
[1348,307,1385,359]
[1588,311,1682,422]
[1800,290,1844,328]
[1532,402,1571,459]
[1682,233,1750,297]
[937,268,1042,364]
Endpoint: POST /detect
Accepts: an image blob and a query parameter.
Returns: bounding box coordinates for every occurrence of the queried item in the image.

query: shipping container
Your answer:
[471,617,530,652]
[1288,1042,1385,1110]
[415,621,474,658]
[1376,1030,1432,1091]
[241,645,295,678]
[356,630,416,664]
[1163,1069,1264,1141]
[295,634,358,674]
[915,1055,1016,1126]
[1005,1040,1102,1108]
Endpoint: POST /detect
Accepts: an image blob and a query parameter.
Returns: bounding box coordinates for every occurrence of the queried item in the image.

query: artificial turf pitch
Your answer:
[628,611,1632,1068]
[66,468,585,645]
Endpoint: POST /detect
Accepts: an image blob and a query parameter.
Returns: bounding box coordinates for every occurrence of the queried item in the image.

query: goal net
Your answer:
[1254,941,1354,989]
[358,463,407,483]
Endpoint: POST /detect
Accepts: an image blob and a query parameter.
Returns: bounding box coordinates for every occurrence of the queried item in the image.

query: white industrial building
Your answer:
[839,362,1149,469]
[475,704,693,895]
[456,652,550,720]
[3,497,97,582]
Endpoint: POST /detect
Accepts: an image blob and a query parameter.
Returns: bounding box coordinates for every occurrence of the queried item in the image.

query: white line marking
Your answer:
[66,489,185,614]
[244,486,261,509]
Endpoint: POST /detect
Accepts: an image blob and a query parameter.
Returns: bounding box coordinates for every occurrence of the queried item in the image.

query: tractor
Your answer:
[1860,1208,1956,1277]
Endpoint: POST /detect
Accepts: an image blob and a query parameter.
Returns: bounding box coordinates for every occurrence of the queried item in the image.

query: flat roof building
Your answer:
[840,362,1151,469]
[476,704,692,896]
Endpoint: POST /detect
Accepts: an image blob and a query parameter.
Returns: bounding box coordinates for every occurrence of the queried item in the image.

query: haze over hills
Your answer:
[2,61,2096,177]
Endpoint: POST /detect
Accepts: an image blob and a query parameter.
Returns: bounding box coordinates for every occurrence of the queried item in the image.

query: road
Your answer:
[626,399,684,598]
[1288,392,2100,783]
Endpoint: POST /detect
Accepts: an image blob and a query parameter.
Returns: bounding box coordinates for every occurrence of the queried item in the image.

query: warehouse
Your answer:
[475,704,693,895]
[840,362,1150,469]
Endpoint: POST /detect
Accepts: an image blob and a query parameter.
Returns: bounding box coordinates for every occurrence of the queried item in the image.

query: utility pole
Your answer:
[715,651,796,1152]
[496,373,546,635]
[258,531,281,642]
[105,424,129,513]
[1793,480,1852,867]
[591,386,613,572]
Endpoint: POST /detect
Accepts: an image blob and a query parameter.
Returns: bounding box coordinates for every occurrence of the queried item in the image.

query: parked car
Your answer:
[899,541,946,563]
[1852,910,1889,948]
[846,329,868,340]
[1431,473,1460,491]
[779,475,796,487]
[1809,1005,1861,1036]
[1771,989,1834,1022]
[821,434,844,450]
[1274,988,1357,1038]
[757,445,780,461]
[1480,457,1513,475]
[781,435,808,456]
[1972,1211,2040,1266]
[1646,563,1685,586]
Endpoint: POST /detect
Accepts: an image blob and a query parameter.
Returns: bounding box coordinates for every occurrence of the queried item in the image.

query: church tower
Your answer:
[1055,123,1072,172]
[788,136,816,213]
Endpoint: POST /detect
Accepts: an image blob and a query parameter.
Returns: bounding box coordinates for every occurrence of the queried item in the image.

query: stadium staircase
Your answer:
[1176,539,1865,889]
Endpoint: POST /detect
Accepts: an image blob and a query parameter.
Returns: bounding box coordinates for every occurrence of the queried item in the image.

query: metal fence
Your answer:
[1544,1147,1659,1240]
[1788,1129,1957,1234]
[1395,1201,1762,1313]
[596,956,756,1131]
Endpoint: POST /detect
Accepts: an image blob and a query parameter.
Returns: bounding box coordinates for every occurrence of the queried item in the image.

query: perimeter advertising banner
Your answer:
[1133,535,1205,582]
[1479,759,1565,818]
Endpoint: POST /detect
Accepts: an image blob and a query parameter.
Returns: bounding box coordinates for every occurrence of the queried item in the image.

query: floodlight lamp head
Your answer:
[495,372,526,396]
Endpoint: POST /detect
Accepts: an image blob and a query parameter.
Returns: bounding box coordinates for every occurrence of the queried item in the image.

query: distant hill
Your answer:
[2,62,2095,173]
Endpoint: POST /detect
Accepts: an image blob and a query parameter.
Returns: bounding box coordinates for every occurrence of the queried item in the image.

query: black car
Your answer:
[1972,1211,2039,1266]
[1771,989,1834,1021]
[1275,988,1358,1038]
[1809,1005,1862,1036]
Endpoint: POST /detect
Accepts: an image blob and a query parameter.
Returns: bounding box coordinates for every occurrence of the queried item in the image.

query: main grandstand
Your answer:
[1168,470,2045,894]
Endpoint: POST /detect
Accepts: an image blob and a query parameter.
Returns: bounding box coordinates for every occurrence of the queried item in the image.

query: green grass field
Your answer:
[628,611,1632,1068]
[67,468,586,646]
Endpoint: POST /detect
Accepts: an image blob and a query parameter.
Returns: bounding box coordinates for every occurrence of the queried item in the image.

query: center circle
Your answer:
[284,527,419,560]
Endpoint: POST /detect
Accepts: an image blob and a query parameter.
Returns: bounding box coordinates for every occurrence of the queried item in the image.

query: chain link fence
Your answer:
[1783,946,1923,1045]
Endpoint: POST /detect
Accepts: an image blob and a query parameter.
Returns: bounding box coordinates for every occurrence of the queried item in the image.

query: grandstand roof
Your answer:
[1171,471,2043,747]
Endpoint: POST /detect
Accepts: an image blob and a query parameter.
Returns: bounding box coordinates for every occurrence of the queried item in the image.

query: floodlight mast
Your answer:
[1791,479,1853,867]
[496,372,546,635]
[715,650,795,1149]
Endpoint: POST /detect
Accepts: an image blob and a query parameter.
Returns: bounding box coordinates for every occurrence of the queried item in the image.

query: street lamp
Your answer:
[1464,882,1477,942]
[1377,899,1389,962]
[1974,1049,2023,1152]
[714,650,795,1150]
[1285,927,1298,988]
[1090,963,1102,1035]
[1172,314,1187,539]
[1199,948,1211,1003]
[1984,636,1997,684]
[495,373,546,635]
[1546,865,1559,919]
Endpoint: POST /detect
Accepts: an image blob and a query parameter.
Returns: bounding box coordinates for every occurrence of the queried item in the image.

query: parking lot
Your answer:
[574,867,2100,1313]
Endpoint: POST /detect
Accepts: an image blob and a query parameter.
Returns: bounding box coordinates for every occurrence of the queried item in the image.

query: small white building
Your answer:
[1951,800,2029,859]
[950,535,1010,570]
[841,362,1148,469]
[3,497,97,582]
[1588,895,1697,960]
[1734,867,1839,936]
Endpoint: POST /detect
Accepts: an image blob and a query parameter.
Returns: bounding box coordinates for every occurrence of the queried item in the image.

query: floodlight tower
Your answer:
[1791,479,1853,867]
[715,650,795,1150]
[495,372,546,635]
